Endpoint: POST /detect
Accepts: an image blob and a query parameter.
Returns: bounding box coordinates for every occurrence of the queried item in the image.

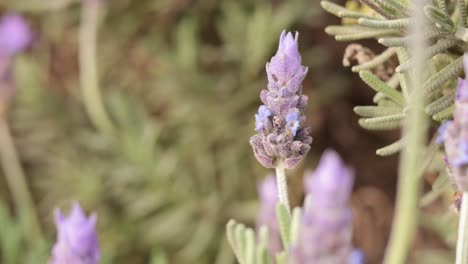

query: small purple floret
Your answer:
[443,54,468,191]
[49,202,100,264]
[286,112,300,136]
[0,14,32,57]
[255,105,272,132]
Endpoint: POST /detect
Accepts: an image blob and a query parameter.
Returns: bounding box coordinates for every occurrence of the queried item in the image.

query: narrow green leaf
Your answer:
[425,90,456,115]
[458,0,467,27]
[335,29,401,41]
[354,105,402,117]
[433,105,454,121]
[244,228,256,264]
[376,138,404,156]
[358,113,405,130]
[226,220,243,263]
[424,5,455,31]
[320,1,374,19]
[358,18,410,29]
[423,56,463,96]
[359,71,405,105]
[256,226,270,264]
[235,224,247,263]
[290,208,302,245]
[352,48,396,72]
[276,203,291,250]
[378,37,407,47]
[396,39,458,72]
[325,25,367,35]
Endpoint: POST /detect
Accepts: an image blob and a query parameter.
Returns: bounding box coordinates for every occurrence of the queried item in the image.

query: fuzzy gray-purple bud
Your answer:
[442,55,468,192]
[289,150,359,264]
[250,31,312,169]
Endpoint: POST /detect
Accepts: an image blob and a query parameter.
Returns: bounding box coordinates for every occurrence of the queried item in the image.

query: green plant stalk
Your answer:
[384,0,428,262]
[80,0,115,136]
[456,192,468,264]
[275,163,290,214]
[0,117,43,244]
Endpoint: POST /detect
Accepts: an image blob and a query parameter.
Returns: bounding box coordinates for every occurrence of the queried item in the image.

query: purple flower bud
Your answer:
[256,175,282,254]
[255,105,272,132]
[49,202,100,264]
[0,14,32,57]
[250,30,312,169]
[443,54,468,192]
[289,150,356,264]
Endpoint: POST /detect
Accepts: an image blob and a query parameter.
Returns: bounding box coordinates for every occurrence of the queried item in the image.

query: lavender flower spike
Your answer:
[443,54,468,192]
[290,150,360,264]
[256,175,282,254]
[250,30,312,169]
[49,202,100,264]
[0,14,32,57]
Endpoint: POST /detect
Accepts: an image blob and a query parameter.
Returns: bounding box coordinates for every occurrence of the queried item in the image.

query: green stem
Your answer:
[0,117,43,244]
[456,192,468,264]
[80,0,115,136]
[384,1,428,262]
[275,164,290,214]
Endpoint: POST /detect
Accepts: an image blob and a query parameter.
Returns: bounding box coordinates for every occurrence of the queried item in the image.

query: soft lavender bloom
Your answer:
[436,121,452,144]
[289,150,359,264]
[256,105,273,132]
[0,14,32,57]
[443,54,468,191]
[256,175,282,254]
[250,31,312,169]
[0,14,32,106]
[49,202,100,264]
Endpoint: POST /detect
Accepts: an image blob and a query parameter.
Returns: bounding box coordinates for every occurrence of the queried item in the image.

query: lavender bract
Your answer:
[442,55,468,192]
[49,202,100,264]
[250,31,312,169]
[289,150,358,264]
[257,175,282,254]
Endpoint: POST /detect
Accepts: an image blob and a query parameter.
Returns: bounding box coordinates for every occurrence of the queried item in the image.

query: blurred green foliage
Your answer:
[0,0,329,263]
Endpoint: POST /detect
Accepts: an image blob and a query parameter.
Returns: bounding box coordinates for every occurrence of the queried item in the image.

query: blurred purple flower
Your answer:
[256,175,282,255]
[250,31,312,169]
[443,54,468,191]
[289,150,360,264]
[49,202,100,264]
[0,14,32,57]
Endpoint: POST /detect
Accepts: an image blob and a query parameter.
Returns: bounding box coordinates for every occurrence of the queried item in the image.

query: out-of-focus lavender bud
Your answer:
[0,14,32,57]
[443,55,468,192]
[250,31,312,169]
[256,175,282,254]
[289,150,360,264]
[49,202,100,264]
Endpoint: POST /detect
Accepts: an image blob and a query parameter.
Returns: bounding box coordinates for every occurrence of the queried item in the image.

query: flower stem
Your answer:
[0,117,43,244]
[456,192,468,264]
[80,0,115,136]
[275,164,290,214]
[384,1,428,262]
